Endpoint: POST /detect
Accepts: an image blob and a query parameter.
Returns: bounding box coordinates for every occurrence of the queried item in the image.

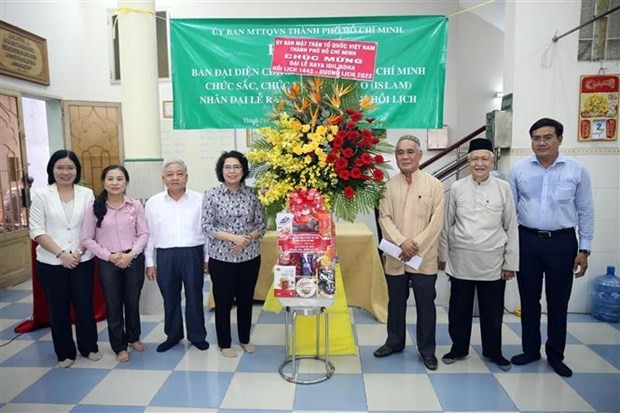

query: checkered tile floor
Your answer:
[1,278,619,412]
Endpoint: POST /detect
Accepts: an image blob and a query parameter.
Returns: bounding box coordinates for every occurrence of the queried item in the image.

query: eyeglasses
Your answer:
[223,165,242,170]
[469,156,492,163]
[54,166,76,172]
[531,134,556,143]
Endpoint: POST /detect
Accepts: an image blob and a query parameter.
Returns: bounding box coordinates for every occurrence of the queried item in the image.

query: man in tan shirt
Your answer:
[375,135,444,370]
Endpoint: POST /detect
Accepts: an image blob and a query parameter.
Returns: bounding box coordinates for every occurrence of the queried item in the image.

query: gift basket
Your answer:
[273,189,336,308]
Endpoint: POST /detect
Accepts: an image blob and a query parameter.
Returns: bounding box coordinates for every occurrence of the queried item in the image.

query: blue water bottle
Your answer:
[591,266,620,322]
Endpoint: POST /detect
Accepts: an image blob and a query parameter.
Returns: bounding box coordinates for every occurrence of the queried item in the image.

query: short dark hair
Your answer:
[529,118,564,138]
[46,150,82,185]
[215,150,249,183]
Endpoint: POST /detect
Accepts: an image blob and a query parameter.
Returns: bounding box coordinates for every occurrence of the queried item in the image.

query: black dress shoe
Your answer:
[441,351,467,365]
[510,352,541,365]
[156,339,180,353]
[485,355,512,371]
[421,355,438,370]
[373,344,402,358]
[548,358,572,377]
[191,340,210,351]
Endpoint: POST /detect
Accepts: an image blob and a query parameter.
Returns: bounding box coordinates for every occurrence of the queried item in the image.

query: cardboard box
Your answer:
[276,212,294,238]
[274,265,296,297]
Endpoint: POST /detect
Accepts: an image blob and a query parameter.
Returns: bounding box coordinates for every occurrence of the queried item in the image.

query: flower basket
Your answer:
[247,77,393,222]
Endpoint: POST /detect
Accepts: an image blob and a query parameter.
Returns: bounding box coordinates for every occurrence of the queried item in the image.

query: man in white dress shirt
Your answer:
[145,160,209,352]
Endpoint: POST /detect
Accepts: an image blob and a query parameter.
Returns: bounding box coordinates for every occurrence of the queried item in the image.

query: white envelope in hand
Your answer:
[379,239,423,270]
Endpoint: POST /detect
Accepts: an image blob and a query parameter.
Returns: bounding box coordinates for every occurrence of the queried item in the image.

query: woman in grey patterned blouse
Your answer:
[201,151,266,358]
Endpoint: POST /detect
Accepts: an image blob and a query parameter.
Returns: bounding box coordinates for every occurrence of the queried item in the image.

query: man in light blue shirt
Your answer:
[508,118,594,377]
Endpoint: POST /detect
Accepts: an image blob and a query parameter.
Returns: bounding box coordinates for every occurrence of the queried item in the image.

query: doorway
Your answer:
[0,90,31,288]
[62,101,123,196]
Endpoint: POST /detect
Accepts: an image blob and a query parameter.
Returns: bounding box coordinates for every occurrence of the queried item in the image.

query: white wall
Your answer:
[456,12,504,137]
[1,1,122,101]
[503,1,620,313]
[0,0,504,189]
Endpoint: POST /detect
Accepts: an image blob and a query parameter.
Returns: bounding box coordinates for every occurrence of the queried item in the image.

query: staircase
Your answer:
[420,125,487,181]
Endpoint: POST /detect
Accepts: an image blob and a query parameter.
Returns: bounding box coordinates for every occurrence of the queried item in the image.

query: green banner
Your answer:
[170,16,448,129]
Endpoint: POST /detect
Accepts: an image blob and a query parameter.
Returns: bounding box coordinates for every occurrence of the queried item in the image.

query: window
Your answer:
[579,0,620,61]
[110,10,169,81]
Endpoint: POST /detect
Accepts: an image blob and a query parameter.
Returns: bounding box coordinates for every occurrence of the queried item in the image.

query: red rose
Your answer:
[362,129,373,138]
[336,130,347,140]
[335,157,349,170]
[360,152,372,165]
[343,186,355,200]
[374,154,384,164]
[372,169,385,181]
[342,147,355,158]
[354,157,365,167]
[345,108,356,115]
[333,136,344,148]
[350,167,362,179]
[338,169,351,180]
[345,121,356,130]
[326,154,336,164]
[333,116,344,125]
[348,130,360,140]
[350,111,363,122]
[371,137,380,144]
[360,137,373,148]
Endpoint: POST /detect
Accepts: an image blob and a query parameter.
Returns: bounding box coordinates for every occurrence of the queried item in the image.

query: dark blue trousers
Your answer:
[385,272,437,357]
[156,246,206,343]
[36,259,99,361]
[517,228,577,362]
[98,254,145,354]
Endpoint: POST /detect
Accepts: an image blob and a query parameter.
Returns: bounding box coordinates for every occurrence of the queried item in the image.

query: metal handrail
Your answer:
[433,157,469,182]
[552,5,620,43]
[420,125,486,170]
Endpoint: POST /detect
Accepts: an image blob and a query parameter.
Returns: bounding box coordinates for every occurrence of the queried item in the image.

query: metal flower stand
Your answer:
[278,306,335,384]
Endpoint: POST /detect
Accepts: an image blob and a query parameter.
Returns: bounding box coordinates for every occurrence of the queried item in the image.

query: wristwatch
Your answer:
[578,249,591,256]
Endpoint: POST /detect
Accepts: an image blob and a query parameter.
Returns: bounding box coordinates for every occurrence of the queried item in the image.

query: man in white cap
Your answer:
[439,138,518,371]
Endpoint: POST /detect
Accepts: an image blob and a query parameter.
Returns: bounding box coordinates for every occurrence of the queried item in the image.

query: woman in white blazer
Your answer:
[29,150,101,368]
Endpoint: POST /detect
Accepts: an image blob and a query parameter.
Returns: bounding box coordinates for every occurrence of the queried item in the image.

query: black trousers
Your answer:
[209,256,261,348]
[385,272,437,357]
[447,276,506,359]
[36,260,99,361]
[97,254,145,354]
[517,228,578,362]
[156,246,206,343]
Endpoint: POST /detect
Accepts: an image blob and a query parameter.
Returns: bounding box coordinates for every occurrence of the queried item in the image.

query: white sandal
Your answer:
[221,347,238,358]
[240,343,256,353]
[57,359,74,368]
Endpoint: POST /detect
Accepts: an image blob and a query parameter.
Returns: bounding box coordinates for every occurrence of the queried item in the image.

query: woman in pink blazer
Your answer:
[82,165,149,363]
